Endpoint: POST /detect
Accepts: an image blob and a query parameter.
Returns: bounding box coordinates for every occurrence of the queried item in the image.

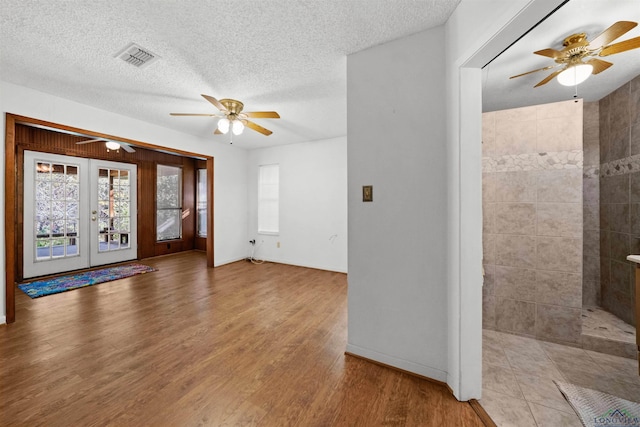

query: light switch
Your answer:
[362,185,373,202]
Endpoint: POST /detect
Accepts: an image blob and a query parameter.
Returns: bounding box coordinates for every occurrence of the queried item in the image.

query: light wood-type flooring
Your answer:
[1,251,485,426]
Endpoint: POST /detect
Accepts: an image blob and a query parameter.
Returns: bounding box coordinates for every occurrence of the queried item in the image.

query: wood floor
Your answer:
[1,252,485,426]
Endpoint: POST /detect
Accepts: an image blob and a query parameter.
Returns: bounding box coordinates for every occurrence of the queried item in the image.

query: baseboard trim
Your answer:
[258,257,347,274]
[0,316,6,325]
[469,399,497,427]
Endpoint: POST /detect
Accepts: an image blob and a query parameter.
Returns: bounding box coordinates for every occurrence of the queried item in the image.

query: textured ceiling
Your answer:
[483,0,640,113]
[0,0,460,150]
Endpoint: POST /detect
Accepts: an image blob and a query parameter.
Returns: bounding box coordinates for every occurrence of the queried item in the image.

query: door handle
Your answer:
[91,216,97,221]
[92,210,97,214]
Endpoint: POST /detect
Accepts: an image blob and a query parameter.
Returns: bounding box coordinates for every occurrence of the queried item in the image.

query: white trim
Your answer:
[346,344,447,383]
[0,316,6,325]
[213,256,249,267]
[258,257,347,274]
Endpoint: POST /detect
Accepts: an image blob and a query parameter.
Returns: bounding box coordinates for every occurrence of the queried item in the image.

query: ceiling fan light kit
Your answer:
[105,141,121,151]
[171,94,280,139]
[557,63,593,86]
[510,21,640,88]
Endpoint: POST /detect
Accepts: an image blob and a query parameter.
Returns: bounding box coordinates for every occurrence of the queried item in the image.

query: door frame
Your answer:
[4,114,215,323]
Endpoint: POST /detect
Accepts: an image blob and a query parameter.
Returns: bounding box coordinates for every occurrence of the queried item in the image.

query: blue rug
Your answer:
[19,263,156,298]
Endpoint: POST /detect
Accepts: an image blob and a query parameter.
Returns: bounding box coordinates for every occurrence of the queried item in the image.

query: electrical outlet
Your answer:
[277,242,280,248]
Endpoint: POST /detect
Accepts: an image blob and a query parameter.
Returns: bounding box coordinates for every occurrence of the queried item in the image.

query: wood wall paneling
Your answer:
[11,121,209,278]
[4,114,17,323]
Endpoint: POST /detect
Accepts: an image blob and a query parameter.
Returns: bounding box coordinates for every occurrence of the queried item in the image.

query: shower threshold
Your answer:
[581,306,636,359]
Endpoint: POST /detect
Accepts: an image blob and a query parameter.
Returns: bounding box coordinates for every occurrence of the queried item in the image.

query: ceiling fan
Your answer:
[170,94,280,136]
[510,21,640,87]
[76,138,136,153]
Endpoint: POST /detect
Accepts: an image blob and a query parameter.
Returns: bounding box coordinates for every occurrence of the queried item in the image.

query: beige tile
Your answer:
[527,402,582,427]
[495,171,537,203]
[479,388,537,427]
[484,342,510,368]
[484,203,497,234]
[504,348,564,380]
[537,203,582,238]
[583,176,599,205]
[535,304,582,344]
[583,230,599,259]
[495,203,536,235]
[483,233,496,265]
[483,263,496,295]
[537,169,582,203]
[483,363,524,398]
[535,270,582,308]
[582,334,638,360]
[496,235,537,269]
[540,341,600,373]
[537,116,582,152]
[496,299,536,336]
[514,373,575,413]
[536,236,582,273]
[483,293,497,329]
[585,350,640,387]
[483,173,497,203]
[583,203,599,231]
[495,119,537,156]
[497,331,548,359]
[495,266,536,301]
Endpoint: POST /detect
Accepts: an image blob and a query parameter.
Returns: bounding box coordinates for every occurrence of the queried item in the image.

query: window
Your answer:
[196,168,207,238]
[258,164,279,234]
[156,164,182,241]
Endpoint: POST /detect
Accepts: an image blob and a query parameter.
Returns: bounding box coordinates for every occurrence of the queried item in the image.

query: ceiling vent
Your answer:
[114,42,160,68]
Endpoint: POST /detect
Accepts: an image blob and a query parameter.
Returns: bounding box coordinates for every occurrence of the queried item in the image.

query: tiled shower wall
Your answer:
[483,99,584,344]
[583,101,600,307]
[599,75,640,327]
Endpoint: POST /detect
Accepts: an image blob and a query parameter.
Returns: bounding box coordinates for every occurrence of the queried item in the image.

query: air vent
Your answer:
[114,42,160,68]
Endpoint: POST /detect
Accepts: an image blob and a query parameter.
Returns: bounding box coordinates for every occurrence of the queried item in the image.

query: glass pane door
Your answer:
[90,159,137,267]
[24,152,138,278]
[24,152,89,278]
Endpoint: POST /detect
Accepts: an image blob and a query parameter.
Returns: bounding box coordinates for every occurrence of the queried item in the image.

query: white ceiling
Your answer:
[0,0,461,150]
[3,1,637,149]
[483,0,640,113]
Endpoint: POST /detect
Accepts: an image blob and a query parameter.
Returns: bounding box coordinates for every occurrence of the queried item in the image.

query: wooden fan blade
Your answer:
[201,94,227,112]
[214,128,223,135]
[590,21,638,50]
[533,48,563,59]
[509,64,559,79]
[242,111,280,119]
[534,69,563,88]
[121,144,135,153]
[599,36,640,56]
[585,58,613,74]
[76,138,103,145]
[170,113,220,117]
[244,120,273,136]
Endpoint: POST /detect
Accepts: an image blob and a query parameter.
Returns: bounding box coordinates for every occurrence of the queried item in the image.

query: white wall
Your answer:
[0,81,250,322]
[445,0,567,400]
[346,28,449,381]
[247,137,347,273]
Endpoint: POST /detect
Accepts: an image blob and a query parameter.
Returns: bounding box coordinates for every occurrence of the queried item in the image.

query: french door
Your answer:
[23,151,138,278]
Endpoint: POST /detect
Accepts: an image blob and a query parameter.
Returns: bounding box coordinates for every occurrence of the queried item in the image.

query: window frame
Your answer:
[257,163,280,235]
[156,163,183,242]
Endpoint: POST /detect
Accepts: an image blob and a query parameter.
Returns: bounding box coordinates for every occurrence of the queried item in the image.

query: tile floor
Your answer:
[480,329,640,426]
